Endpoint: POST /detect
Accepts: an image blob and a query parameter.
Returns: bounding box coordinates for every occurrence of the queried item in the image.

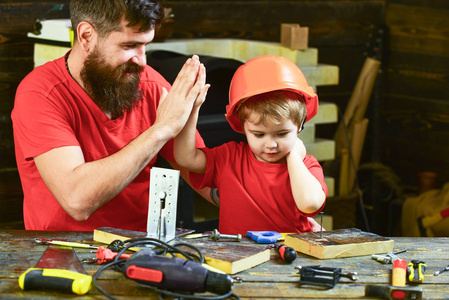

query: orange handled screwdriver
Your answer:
[275,243,297,263]
[388,251,407,286]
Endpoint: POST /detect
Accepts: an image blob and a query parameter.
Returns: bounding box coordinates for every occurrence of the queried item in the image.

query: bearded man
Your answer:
[11,0,211,231]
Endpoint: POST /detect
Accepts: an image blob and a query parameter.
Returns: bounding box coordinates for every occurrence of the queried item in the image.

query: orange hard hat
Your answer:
[226,55,318,133]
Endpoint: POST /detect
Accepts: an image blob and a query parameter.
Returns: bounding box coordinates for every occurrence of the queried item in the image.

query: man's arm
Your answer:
[286,137,326,214]
[34,56,207,221]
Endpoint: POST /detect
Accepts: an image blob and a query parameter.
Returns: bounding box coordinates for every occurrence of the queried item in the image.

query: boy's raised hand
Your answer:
[154,55,206,138]
[193,64,210,109]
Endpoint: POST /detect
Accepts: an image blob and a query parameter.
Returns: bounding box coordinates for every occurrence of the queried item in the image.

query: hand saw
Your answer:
[18,246,92,295]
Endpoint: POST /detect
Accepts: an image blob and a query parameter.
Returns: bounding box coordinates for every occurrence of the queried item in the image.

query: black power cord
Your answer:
[92,237,241,300]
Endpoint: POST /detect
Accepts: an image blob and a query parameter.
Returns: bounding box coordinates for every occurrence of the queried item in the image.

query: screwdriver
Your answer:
[388,251,407,287]
[19,268,92,295]
[275,243,297,263]
[407,260,426,283]
[34,238,98,249]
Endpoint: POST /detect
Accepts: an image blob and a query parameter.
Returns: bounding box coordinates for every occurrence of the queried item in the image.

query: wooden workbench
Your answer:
[0,229,448,299]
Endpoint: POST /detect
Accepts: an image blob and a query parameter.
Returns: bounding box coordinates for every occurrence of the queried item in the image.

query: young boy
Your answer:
[174,55,327,234]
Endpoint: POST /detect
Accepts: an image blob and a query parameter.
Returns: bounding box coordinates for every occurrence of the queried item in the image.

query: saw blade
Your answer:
[35,246,87,274]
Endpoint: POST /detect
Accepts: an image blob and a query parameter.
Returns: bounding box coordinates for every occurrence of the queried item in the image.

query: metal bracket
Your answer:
[147,167,179,243]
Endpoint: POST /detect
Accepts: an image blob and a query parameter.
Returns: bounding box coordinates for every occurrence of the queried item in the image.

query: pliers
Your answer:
[371,250,406,264]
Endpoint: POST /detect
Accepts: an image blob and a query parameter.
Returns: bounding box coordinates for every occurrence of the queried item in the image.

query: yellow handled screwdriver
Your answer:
[407,260,426,283]
[19,268,92,295]
[34,238,99,249]
[19,246,92,295]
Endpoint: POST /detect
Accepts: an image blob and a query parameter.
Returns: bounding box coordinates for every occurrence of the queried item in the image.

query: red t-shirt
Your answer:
[189,141,327,234]
[12,55,204,231]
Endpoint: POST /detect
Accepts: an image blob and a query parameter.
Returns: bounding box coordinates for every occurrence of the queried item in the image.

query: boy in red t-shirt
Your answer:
[174,55,327,235]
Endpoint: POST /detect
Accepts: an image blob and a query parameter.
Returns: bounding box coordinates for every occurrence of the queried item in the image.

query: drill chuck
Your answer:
[205,271,233,294]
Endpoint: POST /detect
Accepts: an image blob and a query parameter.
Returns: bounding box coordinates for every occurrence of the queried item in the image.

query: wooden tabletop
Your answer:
[0,229,448,299]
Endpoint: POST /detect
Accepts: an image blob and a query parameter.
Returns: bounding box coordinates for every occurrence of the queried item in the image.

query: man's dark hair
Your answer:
[70,0,164,39]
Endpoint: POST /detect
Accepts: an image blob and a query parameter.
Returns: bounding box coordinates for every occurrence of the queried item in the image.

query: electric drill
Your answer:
[123,249,233,295]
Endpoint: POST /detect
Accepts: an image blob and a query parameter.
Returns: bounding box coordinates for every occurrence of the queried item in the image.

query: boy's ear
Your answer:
[299,113,307,133]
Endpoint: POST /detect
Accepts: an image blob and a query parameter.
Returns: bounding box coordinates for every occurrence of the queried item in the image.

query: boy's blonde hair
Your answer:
[237,90,307,130]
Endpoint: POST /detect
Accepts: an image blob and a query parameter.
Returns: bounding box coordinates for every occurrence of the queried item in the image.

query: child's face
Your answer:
[243,112,300,164]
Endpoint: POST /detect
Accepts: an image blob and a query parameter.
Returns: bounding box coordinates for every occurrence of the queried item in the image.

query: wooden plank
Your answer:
[93,227,270,275]
[347,118,369,192]
[301,64,339,87]
[299,102,338,143]
[147,39,319,67]
[179,238,270,275]
[284,228,394,259]
[334,57,380,157]
[324,176,335,198]
[309,102,338,125]
[304,138,335,162]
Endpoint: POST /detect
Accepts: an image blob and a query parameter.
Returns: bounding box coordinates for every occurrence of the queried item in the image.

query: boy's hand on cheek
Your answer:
[293,137,307,160]
[287,137,306,161]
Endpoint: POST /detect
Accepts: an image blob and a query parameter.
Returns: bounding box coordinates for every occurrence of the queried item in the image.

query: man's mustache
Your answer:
[118,62,144,75]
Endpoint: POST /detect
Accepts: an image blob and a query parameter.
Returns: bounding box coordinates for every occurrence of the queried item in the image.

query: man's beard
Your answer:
[80,47,144,119]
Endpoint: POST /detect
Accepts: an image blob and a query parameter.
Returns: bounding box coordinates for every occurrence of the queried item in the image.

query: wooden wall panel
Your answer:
[382,2,449,187]
[0,1,69,228]
[166,1,385,46]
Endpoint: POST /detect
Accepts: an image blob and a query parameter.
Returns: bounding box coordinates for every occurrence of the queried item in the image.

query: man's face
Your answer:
[80,23,155,119]
[244,112,300,164]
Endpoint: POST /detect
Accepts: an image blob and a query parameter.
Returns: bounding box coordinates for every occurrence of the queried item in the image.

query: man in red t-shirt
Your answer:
[11,0,211,231]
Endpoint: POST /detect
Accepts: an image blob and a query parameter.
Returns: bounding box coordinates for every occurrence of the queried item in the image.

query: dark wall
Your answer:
[0,0,447,229]
[381,0,449,189]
